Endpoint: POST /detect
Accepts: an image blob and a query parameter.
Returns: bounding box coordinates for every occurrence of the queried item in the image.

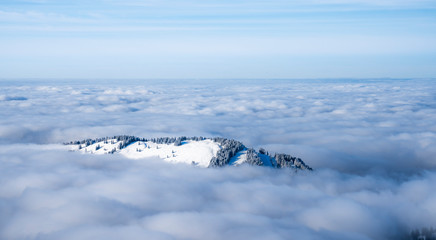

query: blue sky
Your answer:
[1,0,436,78]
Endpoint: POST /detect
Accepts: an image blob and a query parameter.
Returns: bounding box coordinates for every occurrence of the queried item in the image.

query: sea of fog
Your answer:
[0,79,435,239]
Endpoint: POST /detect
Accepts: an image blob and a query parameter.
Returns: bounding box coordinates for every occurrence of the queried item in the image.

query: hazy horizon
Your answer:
[1,0,436,79]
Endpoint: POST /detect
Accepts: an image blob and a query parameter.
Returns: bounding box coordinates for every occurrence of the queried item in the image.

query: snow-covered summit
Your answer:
[66,136,312,170]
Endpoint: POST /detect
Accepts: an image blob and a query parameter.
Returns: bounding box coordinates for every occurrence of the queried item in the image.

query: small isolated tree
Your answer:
[259,148,266,155]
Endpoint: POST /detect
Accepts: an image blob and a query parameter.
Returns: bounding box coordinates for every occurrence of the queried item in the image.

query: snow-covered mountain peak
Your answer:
[66,136,312,170]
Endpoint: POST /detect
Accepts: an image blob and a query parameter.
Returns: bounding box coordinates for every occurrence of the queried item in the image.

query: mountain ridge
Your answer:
[66,135,312,170]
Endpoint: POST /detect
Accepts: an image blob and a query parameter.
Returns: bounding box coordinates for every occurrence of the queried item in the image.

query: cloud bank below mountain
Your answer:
[0,79,435,239]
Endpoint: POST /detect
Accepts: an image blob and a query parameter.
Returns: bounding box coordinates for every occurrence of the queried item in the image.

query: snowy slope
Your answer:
[67,136,312,170]
[71,138,220,167]
[119,140,220,167]
[228,149,248,166]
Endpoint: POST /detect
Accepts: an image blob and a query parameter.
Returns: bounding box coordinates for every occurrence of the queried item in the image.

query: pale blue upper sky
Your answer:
[1,0,436,79]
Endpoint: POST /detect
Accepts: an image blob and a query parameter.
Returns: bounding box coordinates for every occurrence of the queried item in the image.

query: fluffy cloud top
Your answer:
[0,79,435,239]
[0,79,435,174]
[1,145,435,240]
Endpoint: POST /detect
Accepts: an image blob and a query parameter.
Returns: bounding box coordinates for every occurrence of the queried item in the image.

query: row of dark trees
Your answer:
[245,148,263,166]
[258,147,312,170]
[209,138,245,167]
[273,153,312,170]
[409,227,436,240]
[66,136,207,148]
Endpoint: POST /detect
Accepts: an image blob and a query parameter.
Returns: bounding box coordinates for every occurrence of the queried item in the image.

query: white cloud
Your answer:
[0,145,435,239]
[1,79,435,174]
[0,79,435,239]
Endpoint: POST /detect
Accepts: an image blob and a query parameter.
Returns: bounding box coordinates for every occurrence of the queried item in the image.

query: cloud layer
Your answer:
[0,144,435,240]
[1,79,435,174]
[0,79,435,239]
